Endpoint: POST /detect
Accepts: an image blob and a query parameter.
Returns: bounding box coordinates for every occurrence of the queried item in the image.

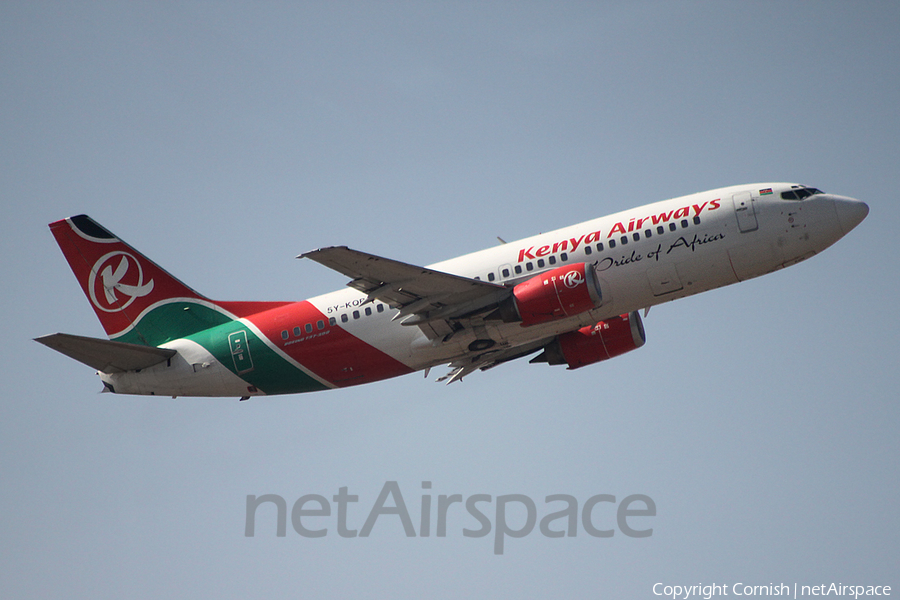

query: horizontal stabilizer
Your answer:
[35,333,176,373]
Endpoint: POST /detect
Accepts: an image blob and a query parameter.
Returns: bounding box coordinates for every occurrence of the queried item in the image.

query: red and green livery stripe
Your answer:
[50,215,412,395]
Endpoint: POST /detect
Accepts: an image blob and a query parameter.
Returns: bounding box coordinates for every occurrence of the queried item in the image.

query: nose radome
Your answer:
[833,197,869,235]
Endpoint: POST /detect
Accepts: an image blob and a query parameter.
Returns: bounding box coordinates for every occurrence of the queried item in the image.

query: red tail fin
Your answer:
[50,215,209,340]
[50,215,293,346]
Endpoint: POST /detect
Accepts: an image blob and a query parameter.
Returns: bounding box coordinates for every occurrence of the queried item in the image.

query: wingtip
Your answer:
[298,245,350,260]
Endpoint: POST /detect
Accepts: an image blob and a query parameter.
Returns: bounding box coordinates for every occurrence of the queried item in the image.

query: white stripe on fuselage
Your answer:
[305,183,847,371]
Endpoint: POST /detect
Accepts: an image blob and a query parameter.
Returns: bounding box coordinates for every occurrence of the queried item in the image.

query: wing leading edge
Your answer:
[35,333,176,373]
[299,246,510,337]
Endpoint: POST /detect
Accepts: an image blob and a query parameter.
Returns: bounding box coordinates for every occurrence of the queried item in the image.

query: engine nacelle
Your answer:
[495,263,604,326]
[532,311,646,369]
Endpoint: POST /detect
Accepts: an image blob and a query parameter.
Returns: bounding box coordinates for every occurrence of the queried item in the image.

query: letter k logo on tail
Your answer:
[89,252,155,313]
[99,254,154,307]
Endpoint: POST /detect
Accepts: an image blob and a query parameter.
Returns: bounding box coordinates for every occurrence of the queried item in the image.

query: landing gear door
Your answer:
[732,191,758,233]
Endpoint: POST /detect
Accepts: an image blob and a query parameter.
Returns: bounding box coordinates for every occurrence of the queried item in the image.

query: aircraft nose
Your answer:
[833,197,869,235]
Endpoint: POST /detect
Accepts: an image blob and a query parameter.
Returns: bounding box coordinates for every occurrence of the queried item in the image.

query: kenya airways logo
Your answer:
[88,251,154,312]
[562,270,585,289]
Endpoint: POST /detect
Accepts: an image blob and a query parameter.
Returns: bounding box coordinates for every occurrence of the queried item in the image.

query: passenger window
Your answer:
[293,326,301,337]
[488,272,496,281]
[352,310,360,319]
[548,256,556,265]
[633,232,640,241]
[681,220,689,228]
[596,243,604,252]
[584,246,592,255]
[502,268,510,277]
[365,307,372,316]
[377,304,384,313]
[609,239,616,249]
[644,229,652,238]
[515,265,522,274]
[305,323,313,333]
[561,252,568,261]
[341,314,348,323]
[657,226,664,235]
[329,317,336,326]
[281,330,288,340]
[537,259,545,268]
[526,262,534,271]
[693,216,701,225]
[669,223,677,232]
[620,236,628,245]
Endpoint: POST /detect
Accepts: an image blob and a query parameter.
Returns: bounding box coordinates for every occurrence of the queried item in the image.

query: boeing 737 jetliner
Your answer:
[37,183,867,399]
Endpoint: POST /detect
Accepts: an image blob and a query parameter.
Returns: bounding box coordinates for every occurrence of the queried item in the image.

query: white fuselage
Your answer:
[301,183,865,372]
[94,182,867,397]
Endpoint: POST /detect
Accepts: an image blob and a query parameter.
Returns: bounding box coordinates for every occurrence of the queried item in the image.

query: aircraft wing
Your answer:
[299,246,510,336]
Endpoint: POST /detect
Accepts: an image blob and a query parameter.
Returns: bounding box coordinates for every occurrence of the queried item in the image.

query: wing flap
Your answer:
[435,337,550,383]
[35,333,177,373]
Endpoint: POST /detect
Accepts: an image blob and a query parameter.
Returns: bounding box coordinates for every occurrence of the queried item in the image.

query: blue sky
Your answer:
[2,2,898,598]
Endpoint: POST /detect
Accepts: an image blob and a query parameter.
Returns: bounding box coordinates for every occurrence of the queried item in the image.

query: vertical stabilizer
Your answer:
[49,215,218,345]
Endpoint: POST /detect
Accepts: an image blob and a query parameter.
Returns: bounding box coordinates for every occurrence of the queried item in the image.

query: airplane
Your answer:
[36,183,868,399]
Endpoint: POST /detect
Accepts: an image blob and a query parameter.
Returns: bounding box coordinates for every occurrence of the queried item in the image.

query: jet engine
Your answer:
[493,263,603,326]
[531,311,646,369]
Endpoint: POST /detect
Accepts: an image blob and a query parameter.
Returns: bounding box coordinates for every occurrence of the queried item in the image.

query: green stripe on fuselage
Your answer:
[114,302,233,347]
[185,320,329,395]
[114,302,328,394]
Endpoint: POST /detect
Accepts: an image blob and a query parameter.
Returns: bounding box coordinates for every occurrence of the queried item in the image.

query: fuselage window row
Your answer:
[277,302,392,340]
[298,214,707,338]
[485,215,703,282]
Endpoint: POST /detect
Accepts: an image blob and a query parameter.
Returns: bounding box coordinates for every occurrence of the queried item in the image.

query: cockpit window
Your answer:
[781,185,824,200]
